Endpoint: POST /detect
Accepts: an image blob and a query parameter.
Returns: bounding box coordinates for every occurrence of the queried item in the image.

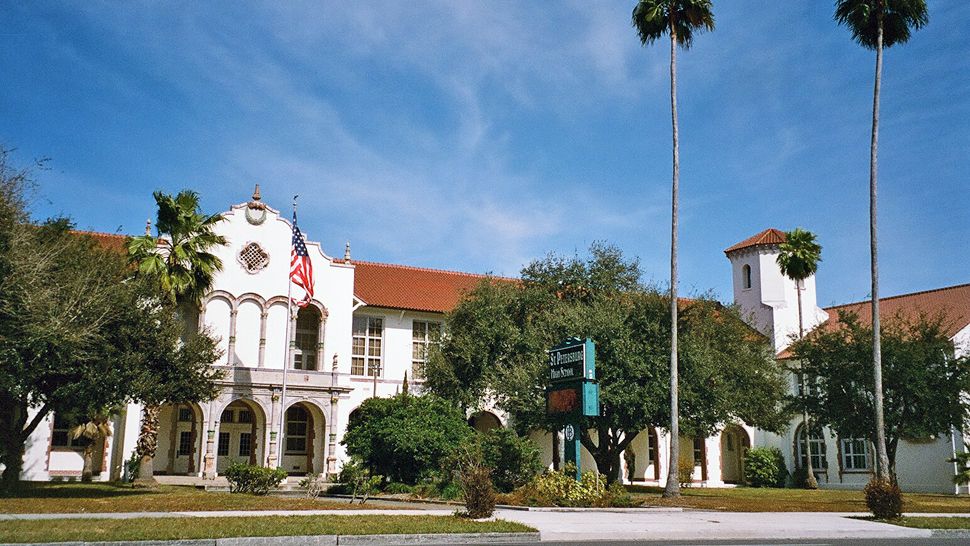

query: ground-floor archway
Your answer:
[279,400,327,475]
[468,411,502,432]
[720,424,750,484]
[156,403,204,475]
[215,399,267,474]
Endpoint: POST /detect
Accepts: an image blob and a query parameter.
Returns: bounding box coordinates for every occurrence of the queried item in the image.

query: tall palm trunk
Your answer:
[870,15,891,482]
[663,10,681,499]
[796,283,818,488]
[134,404,160,486]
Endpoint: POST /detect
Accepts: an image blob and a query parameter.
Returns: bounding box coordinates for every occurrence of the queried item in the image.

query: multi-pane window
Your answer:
[411,321,441,378]
[178,407,193,422]
[796,425,828,470]
[217,432,230,456]
[795,372,819,397]
[285,406,308,454]
[351,316,383,376]
[238,410,252,424]
[177,431,193,456]
[293,309,319,371]
[221,409,234,423]
[692,437,704,467]
[840,437,871,471]
[238,432,253,458]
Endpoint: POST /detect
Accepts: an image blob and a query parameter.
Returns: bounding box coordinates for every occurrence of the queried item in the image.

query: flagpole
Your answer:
[277,195,298,471]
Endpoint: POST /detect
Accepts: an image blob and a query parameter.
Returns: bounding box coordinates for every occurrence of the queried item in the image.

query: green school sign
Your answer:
[546,337,599,480]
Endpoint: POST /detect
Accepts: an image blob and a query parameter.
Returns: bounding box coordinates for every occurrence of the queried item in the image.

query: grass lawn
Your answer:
[0,515,535,543]
[626,485,970,513]
[0,482,400,513]
[884,517,970,530]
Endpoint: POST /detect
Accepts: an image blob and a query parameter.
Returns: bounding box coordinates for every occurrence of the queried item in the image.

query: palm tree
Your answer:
[70,415,112,482]
[127,190,226,485]
[632,0,714,498]
[777,228,822,489]
[835,0,927,483]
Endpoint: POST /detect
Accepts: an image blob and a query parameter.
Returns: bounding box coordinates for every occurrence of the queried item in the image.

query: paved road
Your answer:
[441,537,970,546]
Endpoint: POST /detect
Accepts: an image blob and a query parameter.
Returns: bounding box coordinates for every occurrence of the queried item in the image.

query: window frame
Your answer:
[238,432,253,458]
[411,320,442,379]
[795,425,828,471]
[293,309,320,371]
[742,264,752,290]
[840,437,872,472]
[217,432,230,457]
[284,406,309,455]
[351,316,383,377]
[177,430,193,457]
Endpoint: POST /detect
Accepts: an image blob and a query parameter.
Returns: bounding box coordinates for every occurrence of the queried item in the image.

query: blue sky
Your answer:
[1,1,967,307]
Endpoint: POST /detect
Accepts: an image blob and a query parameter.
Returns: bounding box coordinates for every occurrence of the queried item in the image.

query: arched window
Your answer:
[293,308,320,371]
[742,264,752,289]
[795,424,827,470]
[285,406,309,455]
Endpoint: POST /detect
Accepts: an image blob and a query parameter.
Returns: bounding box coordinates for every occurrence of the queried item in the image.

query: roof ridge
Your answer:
[825,282,970,310]
[351,259,514,280]
[71,229,129,239]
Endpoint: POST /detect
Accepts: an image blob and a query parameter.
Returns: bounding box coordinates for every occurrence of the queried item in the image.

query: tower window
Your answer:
[742,264,752,289]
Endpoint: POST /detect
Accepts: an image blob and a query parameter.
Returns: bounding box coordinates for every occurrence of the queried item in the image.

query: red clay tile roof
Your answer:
[822,283,970,339]
[352,260,504,313]
[72,230,130,253]
[724,228,787,254]
[778,283,970,358]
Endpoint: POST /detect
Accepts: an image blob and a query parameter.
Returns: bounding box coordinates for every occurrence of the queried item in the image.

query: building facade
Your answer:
[12,197,969,494]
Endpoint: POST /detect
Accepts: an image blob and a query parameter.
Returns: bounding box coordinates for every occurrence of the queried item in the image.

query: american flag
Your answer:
[290,212,314,307]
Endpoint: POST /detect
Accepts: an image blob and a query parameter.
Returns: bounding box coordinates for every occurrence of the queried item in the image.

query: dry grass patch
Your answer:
[0,482,395,513]
[0,515,535,543]
[626,485,970,513]
[886,517,970,530]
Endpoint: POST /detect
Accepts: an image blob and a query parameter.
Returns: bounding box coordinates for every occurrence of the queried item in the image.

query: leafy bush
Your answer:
[744,447,788,488]
[123,452,140,483]
[338,458,383,504]
[865,478,903,520]
[449,444,496,518]
[299,472,328,499]
[224,461,287,495]
[383,482,415,494]
[474,428,543,493]
[678,460,695,488]
[499,464,639,508]
[342,393,472,484]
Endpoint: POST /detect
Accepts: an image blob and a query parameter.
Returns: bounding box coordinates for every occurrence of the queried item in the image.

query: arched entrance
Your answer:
[280,401,327,475]
[156,403,204,475]
[720,424,750,484]
[216,399,266,474]
[468,411,502,433]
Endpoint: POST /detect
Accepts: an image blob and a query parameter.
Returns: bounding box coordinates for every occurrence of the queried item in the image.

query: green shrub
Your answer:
[744,447,788,488]
[224,461,287,495]
[460,428,542,493]
[383,482,415,494]
[449,442,496,517]
[338,458,383,504]
[342,393,472,484]
[678,460,695,488]
[865,478,903,520]
[503,464,637,508]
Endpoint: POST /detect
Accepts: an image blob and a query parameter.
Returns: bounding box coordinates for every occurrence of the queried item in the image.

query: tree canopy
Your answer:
[790,309,970,473]
[425,243,787,482]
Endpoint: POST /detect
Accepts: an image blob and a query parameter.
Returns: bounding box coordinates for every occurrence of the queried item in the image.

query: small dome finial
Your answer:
[344,241,352,263]
[145,218,152,236]
[252,184,261,201]
[247,184,266,211]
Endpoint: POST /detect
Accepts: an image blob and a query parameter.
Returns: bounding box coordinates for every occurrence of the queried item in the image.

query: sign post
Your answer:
[546,337,599,481]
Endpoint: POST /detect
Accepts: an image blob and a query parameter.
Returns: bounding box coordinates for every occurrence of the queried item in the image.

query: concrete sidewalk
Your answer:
[3,508,967,541]
[493,509,934,541]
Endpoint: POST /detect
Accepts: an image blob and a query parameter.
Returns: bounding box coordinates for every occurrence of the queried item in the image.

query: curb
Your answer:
[0,532,541,546]
[931,529,970,538]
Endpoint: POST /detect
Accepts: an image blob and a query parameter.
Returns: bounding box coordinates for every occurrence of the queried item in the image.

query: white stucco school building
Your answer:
[14,197,970,494]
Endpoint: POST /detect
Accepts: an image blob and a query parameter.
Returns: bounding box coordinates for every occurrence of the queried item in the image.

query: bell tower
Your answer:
[725,228,828,353]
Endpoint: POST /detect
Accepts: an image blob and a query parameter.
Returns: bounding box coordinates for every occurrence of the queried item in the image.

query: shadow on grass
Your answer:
[1,482,156,500]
